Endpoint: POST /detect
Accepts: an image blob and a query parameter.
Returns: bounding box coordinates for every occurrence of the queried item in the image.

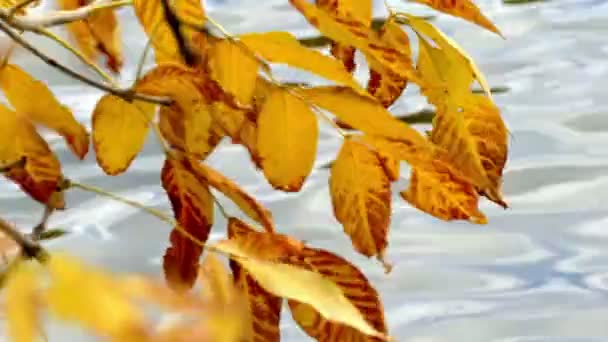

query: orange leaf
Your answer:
[223,218,304,260]
[186,159,275,233]
[330,138,391,263]
[0,64,89,160]
[92,95,156,175]
[366,18,412,108]
[287,247,387,341]
[161,157,214,292]
[227,218,283,342]
[411,0,503,37]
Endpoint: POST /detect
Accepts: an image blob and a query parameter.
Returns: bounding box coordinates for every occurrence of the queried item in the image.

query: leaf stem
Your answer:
[0,217,47,262]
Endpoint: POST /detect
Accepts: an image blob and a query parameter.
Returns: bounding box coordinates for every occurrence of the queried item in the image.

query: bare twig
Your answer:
[0,218,46,261]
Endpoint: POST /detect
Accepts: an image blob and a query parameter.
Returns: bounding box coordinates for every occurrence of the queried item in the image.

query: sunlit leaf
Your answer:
[366,18,411,108]
[208,38,260,105]
[330,138,391,262]
[290,0,420,85]
[257,87,318,192]
[213,236,387,339]
[5,261,41,342]
[186,159,275,232]
[288,247,387,341]
[239,32,364,93]
[162,156,214,292]
[0,64,89,159]
[409,0,503,37]
[133,0,184,63]
[92,94,155,175]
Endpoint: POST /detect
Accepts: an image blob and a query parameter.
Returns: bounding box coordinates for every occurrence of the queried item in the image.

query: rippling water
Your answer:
[2,0,608,341]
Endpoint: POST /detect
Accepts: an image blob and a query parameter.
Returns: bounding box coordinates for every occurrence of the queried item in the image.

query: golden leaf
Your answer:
[0,104,20,166]
[257,87,318,192]
[0,64,89,160]
[411,0,503,37]
[287,247,387,341]
[290,0,420,84]
[239,32,364,93]
[330,138,391,261]
[227,218,282,342]
[401,154,487,224]
[209,102,247,139]
[416,36,450,109]
[316,0,374,73]
[46,254,148,340]
[5,261,41,342]
[87,7,123,72]
[431,94,508,207]
[133,0,184,63]
[236,115,262,169]
[59,0,99,64]
[173,0,207,53]
[161,156,214,292]
[213,236,387,340]
[406,14,491,100]
[92,95,155,175]
[208,38,260,105]
[186,159,275,233]
[366,18,412,108]
[297,86,426,145]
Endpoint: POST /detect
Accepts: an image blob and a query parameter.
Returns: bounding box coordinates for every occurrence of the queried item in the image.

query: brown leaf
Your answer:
[161,156,214,292]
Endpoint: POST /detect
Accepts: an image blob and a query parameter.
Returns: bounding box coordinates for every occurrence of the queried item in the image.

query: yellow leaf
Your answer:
[0,104,20,165]
[87,8,123,72]
[416,36,450,109]
[330,138,391,262]
[402,154,487,224]
[297,86,426,145]
[0,64,89,159]
[287,247,387,341]
[431,94,508,207]
[172,0,207,52]
[133,0,184,63]
[212,238,387,340]
[92,94,155,175]
[186,159,276,233]
[162,156,214,292]
[208,39,260,105]
[236,115,263,169]
[209,102,247,139]
[227,218,282,342]
[290,0,420,84]
[239,32,364,93]
[366,18,412,108]
[46,254,148,340]
[5,261,41,342]
[411,0,503,37]
[257,87,318,192]
[405,14,492,100]
[59,0,98,63]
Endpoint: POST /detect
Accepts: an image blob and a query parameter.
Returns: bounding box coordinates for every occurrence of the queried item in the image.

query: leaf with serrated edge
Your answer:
[330,138,391,263]
[288,247,387,341]
[0,64,89,159]
[161,157,214,292]
[92,95,155,175]
[258,87,318,192]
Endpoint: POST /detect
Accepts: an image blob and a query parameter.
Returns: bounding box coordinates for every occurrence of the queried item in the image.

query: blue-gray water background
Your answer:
[2,0,608,341]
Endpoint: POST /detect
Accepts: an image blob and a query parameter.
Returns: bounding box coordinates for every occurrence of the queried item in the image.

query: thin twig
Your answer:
[0,218,46,261]
[0,20,171,105]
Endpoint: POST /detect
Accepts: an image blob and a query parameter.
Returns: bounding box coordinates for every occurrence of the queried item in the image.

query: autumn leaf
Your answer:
[132,0,184,63]
[0,63,89,159]
[208,38,260,105]
[290,0,420,85]
[227,218,282,342]
[257,87,318,192]
[366,18,412,108]
[416,36,449,109]
[236,115,262,169]
[409,0,503,37]
[186,159,275,233]
[172,0,207,54]
[209,102,247,139]
[431,94,508,207]
[288,247,387,341]
[213,235,387,339]
[59,0,99,65]
[5,261,42,342]
[402,154,487,224]
[92,95,155,175]
[46,254,148,340]
[405,14,492,99]
[330,138,391,264]
[162,156,214,292]
[0,104,20,166]
[296,86,426,145]
[239,32,364,93]
[87,7,123,72]
[316,0,373,73]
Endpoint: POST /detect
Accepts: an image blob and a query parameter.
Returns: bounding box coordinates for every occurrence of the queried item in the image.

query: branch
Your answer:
[0,217,47,262]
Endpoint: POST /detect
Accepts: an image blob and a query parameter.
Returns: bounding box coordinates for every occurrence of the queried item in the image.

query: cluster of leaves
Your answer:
[0,0,509,340]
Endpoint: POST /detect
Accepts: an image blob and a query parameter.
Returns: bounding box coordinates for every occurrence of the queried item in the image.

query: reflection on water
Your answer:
[2,0,608,340]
